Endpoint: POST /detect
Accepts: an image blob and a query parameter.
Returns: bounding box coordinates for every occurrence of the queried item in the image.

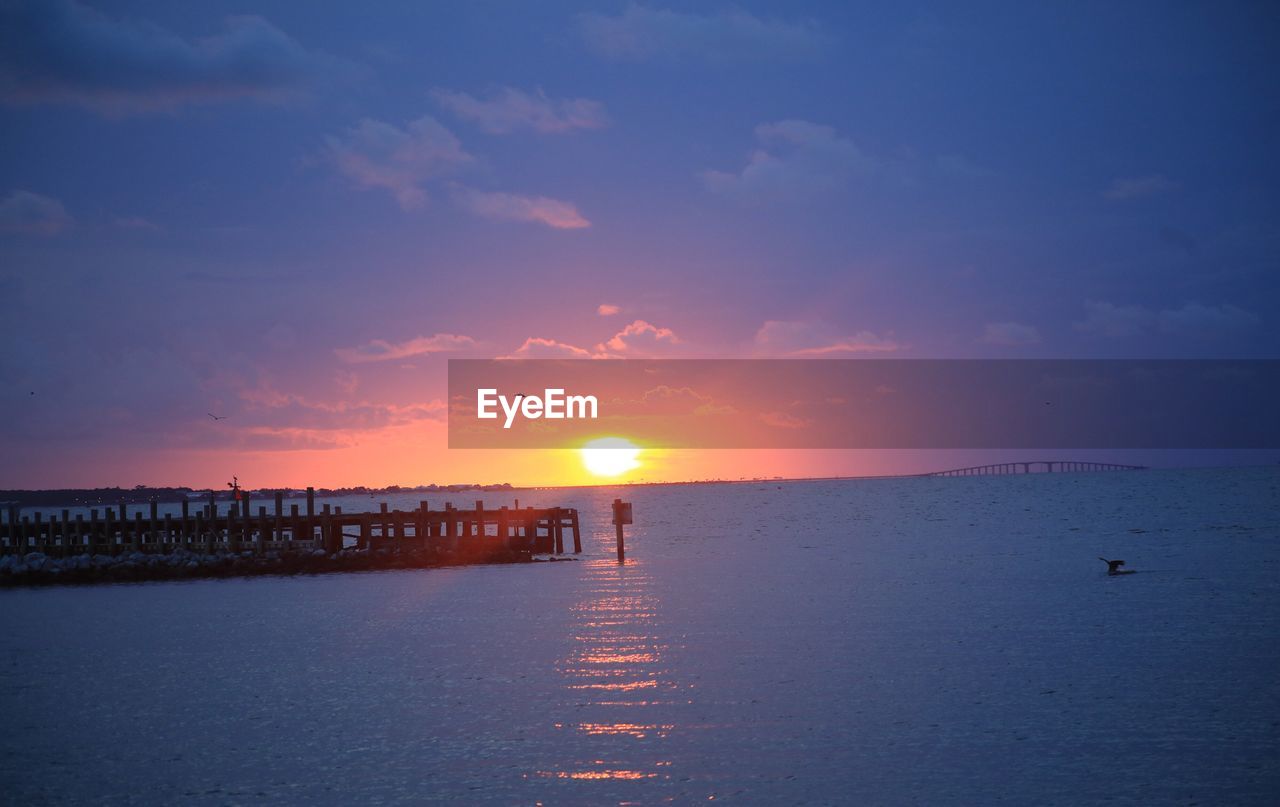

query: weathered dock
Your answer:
[1,487,581,564]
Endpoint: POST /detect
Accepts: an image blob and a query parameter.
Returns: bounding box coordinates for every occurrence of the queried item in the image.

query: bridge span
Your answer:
[925,461,1147,477]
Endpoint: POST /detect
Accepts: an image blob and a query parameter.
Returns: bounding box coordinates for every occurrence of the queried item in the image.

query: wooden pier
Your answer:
[1,487,582,560]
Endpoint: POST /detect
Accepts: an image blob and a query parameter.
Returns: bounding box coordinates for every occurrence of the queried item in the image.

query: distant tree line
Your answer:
[0,482,516,509]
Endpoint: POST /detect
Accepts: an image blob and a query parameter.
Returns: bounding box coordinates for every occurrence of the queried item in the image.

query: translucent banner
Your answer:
[447,359,1280,449]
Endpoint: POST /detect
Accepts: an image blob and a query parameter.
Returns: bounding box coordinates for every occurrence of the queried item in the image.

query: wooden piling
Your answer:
[258,506,269,554]
[612,499,632,563]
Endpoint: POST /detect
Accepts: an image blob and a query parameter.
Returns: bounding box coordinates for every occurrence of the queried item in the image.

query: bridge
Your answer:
[925,461,1147,477]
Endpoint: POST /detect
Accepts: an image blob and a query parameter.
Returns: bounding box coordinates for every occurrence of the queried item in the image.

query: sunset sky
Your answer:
[2,1,1278,488]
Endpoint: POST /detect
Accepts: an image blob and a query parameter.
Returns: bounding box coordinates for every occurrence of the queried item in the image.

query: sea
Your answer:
[2,466,1277,804]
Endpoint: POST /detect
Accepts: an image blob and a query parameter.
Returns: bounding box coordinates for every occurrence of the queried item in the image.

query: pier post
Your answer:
[258,506,269,554]
[117,502,128,549]
[269,495,281,556]
[306,487,315,519]
[612,499,632,563]
[445,503,456,552]
[226,505,238,553]
[321,504,337,554]
[419,502,430,551]
[570,510,582,554]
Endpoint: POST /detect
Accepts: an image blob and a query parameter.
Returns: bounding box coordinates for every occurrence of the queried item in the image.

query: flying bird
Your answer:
[208,413,228,421]
[1098,556,1135,576]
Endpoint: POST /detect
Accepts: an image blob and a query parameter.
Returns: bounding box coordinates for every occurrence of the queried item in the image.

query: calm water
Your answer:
[2,468,1278,804]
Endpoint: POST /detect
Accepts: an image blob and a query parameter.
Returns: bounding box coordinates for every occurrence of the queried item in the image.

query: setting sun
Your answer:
[580,437,641,477]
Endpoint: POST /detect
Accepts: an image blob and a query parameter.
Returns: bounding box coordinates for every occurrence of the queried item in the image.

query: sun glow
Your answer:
[580,437,641,477]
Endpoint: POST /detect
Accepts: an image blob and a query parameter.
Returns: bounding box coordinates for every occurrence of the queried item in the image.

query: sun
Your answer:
[580,437,642,477]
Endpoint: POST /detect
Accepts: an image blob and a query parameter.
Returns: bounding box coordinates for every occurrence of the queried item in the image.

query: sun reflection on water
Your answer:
[537,542,688,789]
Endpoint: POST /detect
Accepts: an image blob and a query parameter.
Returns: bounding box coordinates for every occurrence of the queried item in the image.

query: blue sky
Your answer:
[1,1,1277,486]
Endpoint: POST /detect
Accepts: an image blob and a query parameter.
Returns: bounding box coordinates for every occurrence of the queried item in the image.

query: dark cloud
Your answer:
[578,3,829,62]
[1158,227,1200,257]
[701,120,878,200]
[0,0,327,112]
[0,190,72,234]
[1074,301,1259,338]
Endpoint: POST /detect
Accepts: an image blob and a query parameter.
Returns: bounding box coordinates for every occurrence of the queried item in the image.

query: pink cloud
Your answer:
[335,333,477,363]
[597,319,680,355]
[502,337,596,359]
[597,303,621,316]
[238,380,447,432]
[455,187,590,229]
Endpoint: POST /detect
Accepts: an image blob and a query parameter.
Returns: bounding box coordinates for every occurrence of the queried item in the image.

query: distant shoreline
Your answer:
[5,462,1278,510]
